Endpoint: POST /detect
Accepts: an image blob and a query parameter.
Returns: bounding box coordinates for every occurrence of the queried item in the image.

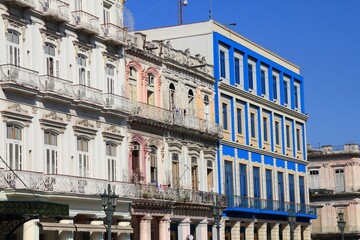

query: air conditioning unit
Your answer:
[74,15,81,24]
[103,27,109,36]
[132,145,140,151]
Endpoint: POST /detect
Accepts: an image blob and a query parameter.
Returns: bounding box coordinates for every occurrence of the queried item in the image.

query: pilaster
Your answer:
[302,225,312,240]
[140,214,152,240]
[195,219,208,240]
[178,218,191,240]
[159,216,171,240]
[245,221,254,240]
[257,222,267,240]
[270,223,280,240]
[282,224,290,240]
[230,221,241,240]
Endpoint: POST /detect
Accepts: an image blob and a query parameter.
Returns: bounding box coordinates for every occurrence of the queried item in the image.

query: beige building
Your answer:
[308,143,360,239]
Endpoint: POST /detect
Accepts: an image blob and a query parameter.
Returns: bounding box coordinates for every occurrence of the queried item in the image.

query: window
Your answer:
[220,50,226,78]
[288,174,295,203]
[188,89,195,115]
[250,113,256,139]
[263,117,268,142]
[235,57,240,85]
[207,160,214,191]
[106,65,115,94]
[147,74,155,105]
[204,95,210,121]
[237,108,242,134]
[6,125,23,170]
[239,164,247,197]
[129,67,138,102]
[172,153,179,187]
[191,157,198,191]
[222,103,228,131]
[296,128,301,152]
[248,63,254,90]
[77,137,89,177]
[7,31,20,66]
[278,172,284,203]
[266,169,273,200]
[272,72,279,101]
[234,52,244,86]
[219,44,229,80]
[45,43,59,77]
[253,167,261,198]
[275,121,280,145]
[286,124,292,149]
[299,176,305,204]
[224,161,234,206]
[77,55,90,86]
[294,81,301,110]
[150,146,158,182]
[284,77,290,106]
[44,131,58,174]
[169,83,176,110]
[148,73,154,86]
[106,142,116,181]
[103,3,110,24]
[260,66,268,96]
[335,169,345,193]
[75,0,82,11]
[309,170,319,189]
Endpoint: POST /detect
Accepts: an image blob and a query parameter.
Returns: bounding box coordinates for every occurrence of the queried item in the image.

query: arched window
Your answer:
[77,137,89,177]
[7,31,20,66]
[169,83,175,110]
[106,142,117,181]
[44,43,59,77]
[149,145,158,182]
[147,73,155,105]
[105,64,115,94]
[131,142,140,172]
[6,124,23,170]
[44,131,58,174]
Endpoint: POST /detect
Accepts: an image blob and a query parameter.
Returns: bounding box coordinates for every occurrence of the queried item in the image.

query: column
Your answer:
[230,221,241,240]
[195,219,208,240]
[282,224,290,240]
[90,220,104,240]
[177,218,191,240]
[140,214,152,240]
[58,219,74,240]
[23,219,39,240]
[302,225,311,240]
[159,216,171,240]
[117,233,130,240]
[270,223,279,240]
[257,223,267,240]
[245,222,254,240]
[294,225,301,240]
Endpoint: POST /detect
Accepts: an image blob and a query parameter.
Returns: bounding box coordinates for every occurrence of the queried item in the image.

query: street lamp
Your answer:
[101,184,119,240]
[337,209,346,240]
[288,213,296,240]
[212,194,224,240]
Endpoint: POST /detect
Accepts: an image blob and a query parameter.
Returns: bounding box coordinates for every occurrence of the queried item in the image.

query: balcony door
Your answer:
[224,160,233,206]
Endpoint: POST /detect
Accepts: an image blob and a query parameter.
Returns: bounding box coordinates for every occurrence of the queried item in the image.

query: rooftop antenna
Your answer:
[178,0,188,25]
[209,0,212,19]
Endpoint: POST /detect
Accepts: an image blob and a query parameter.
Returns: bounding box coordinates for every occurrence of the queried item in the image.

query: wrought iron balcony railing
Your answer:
[103,93,130,113]
[0,64,39,90]
[101,23,127,45]
[73,84,104,106]
[173,112,222,136]
[130,102,173,124]
[72,10,99,34]
[229,195,317,216]
[4,0,35,8]
[40,0,69,21]
[39,75,74,99]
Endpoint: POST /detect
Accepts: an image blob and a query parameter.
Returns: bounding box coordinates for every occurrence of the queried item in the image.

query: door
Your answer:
[224,161,234,207]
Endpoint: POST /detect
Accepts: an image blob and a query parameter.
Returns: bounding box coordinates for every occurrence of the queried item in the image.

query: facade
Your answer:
[0,1,225,240]
[308,144,360,240]
[141,20,316,240]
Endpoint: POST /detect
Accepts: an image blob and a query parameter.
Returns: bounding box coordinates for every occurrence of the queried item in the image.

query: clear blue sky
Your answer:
[125,0,360,147]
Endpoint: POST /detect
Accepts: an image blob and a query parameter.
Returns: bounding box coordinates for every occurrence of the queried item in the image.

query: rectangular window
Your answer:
[261,69,266,95]
[294,85,299,109]
[172,153,180,187]
[225,161,234,206]
[273,74,278,100]
[309,170,319,189]
[6,125,22,171]
[239,164,247,196]
[278,172,284,202]
[235,57,240,85]
[266,169,273,200]
[289,174,295,203]
[207,160,213,191]
[335,169,345,192]
[250,113,256,138]
[284,80,288,105]
[220,50,226,78]
[275,121,280,145]
[296,128,301,152]
[237,108,242,134]
[286,125,291,149]
[253,167,260,198]
[222,103,228,131]
[248,64,254,90]
[106,143,117,182]
[263,117,268,142]
[44,132,58,174]
[299,176,305,204]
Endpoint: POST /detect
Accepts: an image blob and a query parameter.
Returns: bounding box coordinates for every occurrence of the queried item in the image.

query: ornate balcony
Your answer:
[228,195,317,216]
[39,75,74,102]
[0,170,137,199]
[73,85,104,107]
[174,113,222,137]
[72,10,99,34]
[130,102,173,125]
[3,0,35,9]
[0,64,39,95]
[40,0,69,22]
[101,23,127,46]
[103,93,130,114]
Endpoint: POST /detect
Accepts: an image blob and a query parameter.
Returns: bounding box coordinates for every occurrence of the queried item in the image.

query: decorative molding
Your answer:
[40,111,67,133]
[73,119,97,138]
[1,104,32,126]
[102,125,124,145]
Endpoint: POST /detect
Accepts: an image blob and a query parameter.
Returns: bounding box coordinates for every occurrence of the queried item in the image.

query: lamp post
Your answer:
[212,194,223,240]
[100,184,119,240]
[337,209,346,240]
[178,0,188,25]
[288,213,296,240]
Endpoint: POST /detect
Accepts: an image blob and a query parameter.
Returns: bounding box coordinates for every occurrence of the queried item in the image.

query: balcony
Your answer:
[0,64,39,95]
[101,23,127,46]
[73,85,104,108]
[228,195,317,216]
[40,0,69,22]
[3,0,35,9]
[0,170,137,199]
[174,113,222,137]
[103,93,130,114]
[130,102,173,125]
[72,10,99,34]
[39,75,74,102]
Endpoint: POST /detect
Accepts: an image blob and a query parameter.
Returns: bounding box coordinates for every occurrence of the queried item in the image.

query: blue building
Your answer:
[142,20,316,240]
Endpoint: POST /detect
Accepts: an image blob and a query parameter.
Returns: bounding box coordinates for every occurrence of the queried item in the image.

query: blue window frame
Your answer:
[250,113,256,138]
[275,121,280,145]
[222,103,228,130]
[294,85,299,109]
[273,75,278,100]
[237,108,242,134]
[286,125,291,148]
[284,81,288,104]
[263,117,268,142]
[299,176,305,204]
[296,128,301,151]
[240,164,247,197]
[266,169,273,200]
[235,57,240,84]
[289,174,295,203]
[278,172,284,203]
[253,167,260,198]
[261,70,266,95]
[220,50,226,78]
[225,161,234,206]
[248,64,253,90]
